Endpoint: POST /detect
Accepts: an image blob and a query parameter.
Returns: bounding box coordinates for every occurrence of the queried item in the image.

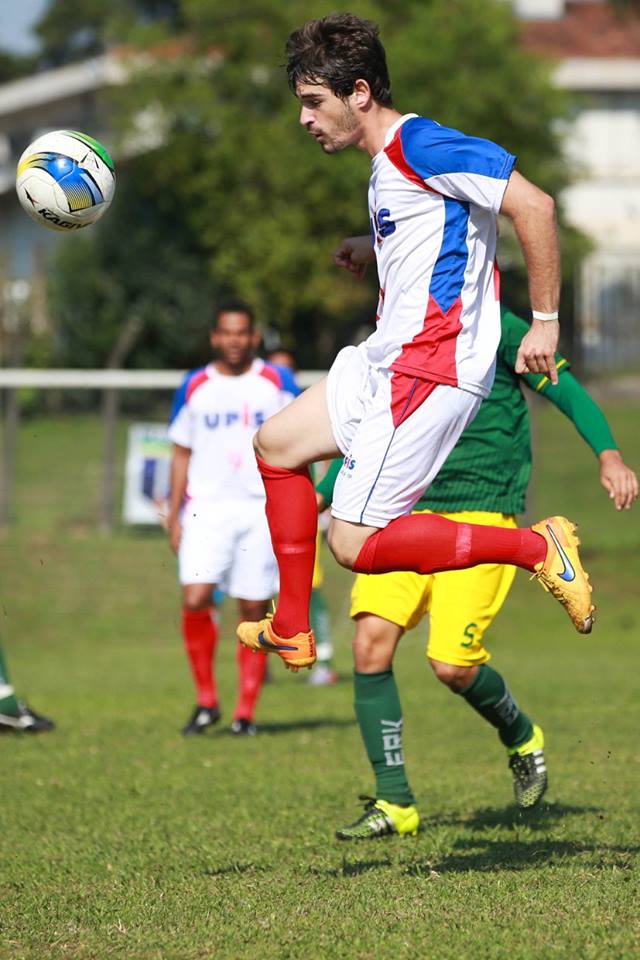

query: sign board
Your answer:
[122,423,172,524]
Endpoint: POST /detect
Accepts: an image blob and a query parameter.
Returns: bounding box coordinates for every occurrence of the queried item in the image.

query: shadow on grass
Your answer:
[203,862,270,878]
[310,856,393,878]
[407,837,640,875]
[219,717,356,735]
[427,801,604,832]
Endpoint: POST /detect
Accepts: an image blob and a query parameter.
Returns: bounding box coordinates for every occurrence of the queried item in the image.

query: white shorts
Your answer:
[178,498,278,600]
[326,344,481,527]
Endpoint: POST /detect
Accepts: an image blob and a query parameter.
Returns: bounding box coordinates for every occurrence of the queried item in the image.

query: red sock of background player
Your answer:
[257,456,317,637]
[353,513,546,575]
[182,607,219,708]
[234,643,268,722]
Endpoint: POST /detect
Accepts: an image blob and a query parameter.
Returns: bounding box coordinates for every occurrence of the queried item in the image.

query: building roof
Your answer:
[521,1,640,58]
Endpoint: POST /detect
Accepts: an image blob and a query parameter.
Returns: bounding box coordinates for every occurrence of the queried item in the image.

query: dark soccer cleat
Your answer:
[181,705,221,736]
[0,701,55,733]
[508,724,548,809]
[230,718,257,736]
[336,796,420,841]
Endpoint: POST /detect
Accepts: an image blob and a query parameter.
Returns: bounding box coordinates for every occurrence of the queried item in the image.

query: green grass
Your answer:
[1,404,639,959]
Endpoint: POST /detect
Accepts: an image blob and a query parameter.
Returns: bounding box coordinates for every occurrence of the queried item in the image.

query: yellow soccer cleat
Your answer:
[236,615,316,672]
[530,516,595,634]
[336,796,420,841]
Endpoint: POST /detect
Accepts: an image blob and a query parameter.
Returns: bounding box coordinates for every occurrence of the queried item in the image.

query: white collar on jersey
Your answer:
[383,113,419,148]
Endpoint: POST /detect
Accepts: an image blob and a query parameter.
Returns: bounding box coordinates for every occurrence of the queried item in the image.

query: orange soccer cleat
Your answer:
[530,516,595,634]
[236,615,316,672]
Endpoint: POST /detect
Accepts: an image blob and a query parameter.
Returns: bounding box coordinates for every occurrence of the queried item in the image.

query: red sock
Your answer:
[234,642,268,722]
[182,607,219,707]
[257,456,317,637]
[353,513,546,575]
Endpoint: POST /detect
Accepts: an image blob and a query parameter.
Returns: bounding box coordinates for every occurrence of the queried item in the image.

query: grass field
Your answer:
[1,401,639,959]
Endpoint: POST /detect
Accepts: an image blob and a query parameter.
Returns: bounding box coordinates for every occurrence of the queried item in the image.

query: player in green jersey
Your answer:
[317,306,637,839]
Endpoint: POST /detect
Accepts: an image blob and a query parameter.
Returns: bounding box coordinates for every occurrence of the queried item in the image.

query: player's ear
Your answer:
[352,78,372,110]
[209,328,218,350]
[251,330,261,350]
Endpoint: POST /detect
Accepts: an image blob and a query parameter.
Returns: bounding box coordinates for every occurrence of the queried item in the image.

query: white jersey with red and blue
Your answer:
[367,113,516,398]
[168,359,298,501]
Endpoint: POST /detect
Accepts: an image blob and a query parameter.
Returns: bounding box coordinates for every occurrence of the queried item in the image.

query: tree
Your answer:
[48,0,586,369]
[33,0,182,67]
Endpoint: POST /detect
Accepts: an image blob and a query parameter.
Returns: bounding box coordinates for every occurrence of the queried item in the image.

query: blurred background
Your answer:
[0,0,639,527]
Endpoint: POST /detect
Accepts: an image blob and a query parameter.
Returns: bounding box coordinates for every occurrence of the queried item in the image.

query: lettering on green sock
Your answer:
[381,719,404,766]
[494,689,519,726]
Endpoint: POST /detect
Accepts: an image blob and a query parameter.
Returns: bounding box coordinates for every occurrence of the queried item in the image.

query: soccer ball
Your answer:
[16,130,116,232]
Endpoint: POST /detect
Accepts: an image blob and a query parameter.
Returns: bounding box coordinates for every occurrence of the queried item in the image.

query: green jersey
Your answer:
[316,306,617,515]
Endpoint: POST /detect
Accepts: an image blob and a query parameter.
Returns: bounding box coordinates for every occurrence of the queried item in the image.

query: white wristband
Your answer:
[532,310,559,322]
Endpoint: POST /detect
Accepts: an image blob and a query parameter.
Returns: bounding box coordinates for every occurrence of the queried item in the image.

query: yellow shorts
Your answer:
[349,510,518,667]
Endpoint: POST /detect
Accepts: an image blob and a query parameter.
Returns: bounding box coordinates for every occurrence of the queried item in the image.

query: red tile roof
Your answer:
[521,1,640,58]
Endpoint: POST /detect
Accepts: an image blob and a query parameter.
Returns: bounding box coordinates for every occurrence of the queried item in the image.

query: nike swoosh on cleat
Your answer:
[258,631,299,653]
[546,523,576,582]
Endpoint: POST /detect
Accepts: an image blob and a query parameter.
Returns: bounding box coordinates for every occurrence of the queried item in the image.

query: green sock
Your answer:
[353,670,415,805]
[0,642,20,716]
[310,589,333,665]
[460,663,533,750]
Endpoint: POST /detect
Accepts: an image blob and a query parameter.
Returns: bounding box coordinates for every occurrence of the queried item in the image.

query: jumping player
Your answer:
[316,304,637,838]
[167,302,298,735]
[237,13,595,670]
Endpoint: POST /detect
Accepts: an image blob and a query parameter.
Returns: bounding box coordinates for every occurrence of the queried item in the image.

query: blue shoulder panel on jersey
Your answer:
[400,116,515,181]
[169,367,204,424]
[270,363,302,397]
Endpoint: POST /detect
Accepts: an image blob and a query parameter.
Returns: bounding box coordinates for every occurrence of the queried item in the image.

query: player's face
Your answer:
[210,311,257,368]
[296,81,360,154]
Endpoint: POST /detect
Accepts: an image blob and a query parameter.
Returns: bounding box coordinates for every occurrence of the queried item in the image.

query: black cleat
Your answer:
[230,718,257,736]
[181,705,221,736]
[0,701,55,733]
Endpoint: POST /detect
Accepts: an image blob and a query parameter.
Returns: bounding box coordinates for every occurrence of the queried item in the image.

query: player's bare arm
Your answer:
[167,443,190,554]
[500,170,561,384]
[333,235,375,279]
[598,449,639,510]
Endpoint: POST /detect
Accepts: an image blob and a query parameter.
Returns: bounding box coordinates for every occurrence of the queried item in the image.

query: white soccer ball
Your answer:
[16,130,116,232]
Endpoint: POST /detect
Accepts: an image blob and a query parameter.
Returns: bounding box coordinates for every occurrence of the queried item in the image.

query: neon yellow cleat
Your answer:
[236,615,316,672]
[508,724,548,809]
[530,516,595,634]
[336,796,420,840]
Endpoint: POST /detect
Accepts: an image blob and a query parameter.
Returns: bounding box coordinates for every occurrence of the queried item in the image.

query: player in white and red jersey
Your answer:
[237,13,595,674]
[167,301,298,736]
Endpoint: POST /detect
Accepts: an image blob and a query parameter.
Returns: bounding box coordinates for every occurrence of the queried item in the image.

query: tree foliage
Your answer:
[46,0,585,369]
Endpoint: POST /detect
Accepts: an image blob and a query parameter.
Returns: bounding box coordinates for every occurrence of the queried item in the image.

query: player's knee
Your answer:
[253,424,268,459]
[353,619,395,673]
[428,658,476,693]
[182,597,213,613]
[182,587,215,613]
[327,525,358,569]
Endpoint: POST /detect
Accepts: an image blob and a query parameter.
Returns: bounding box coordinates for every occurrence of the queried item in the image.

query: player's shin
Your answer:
[0,644,20,717]
[257,456,317,637]
[234,642,267,722]
[182,607,219,708]
[459,663,533,749]
[354,670,415,805]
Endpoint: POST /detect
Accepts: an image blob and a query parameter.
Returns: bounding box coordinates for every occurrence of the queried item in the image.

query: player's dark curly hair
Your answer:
[285,12,393,107]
